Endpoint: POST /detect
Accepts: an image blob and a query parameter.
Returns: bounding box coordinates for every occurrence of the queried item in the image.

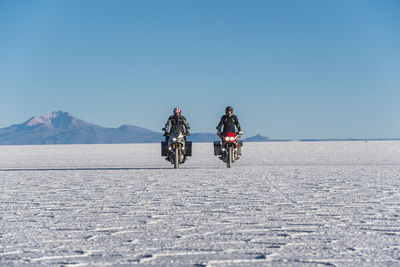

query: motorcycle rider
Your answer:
[216,106,243,137]
[163,107,191,143]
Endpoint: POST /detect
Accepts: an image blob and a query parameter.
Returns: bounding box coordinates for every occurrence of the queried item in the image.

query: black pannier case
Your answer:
[185,141,192,156]
[214,141,221,155]
[161,141,168,156]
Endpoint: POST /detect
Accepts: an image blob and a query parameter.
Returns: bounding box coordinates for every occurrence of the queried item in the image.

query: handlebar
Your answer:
[164,132,189,137]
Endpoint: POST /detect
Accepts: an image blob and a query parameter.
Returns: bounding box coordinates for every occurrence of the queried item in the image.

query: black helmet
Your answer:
[225,106,233,114]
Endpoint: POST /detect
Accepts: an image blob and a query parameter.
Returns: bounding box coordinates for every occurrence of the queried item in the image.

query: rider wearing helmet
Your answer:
[163,107,191,142]
[216,106,242,137]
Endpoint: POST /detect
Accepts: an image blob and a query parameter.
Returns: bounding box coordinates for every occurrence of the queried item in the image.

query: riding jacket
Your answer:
[217,114,241,134]
[165,115,190,134]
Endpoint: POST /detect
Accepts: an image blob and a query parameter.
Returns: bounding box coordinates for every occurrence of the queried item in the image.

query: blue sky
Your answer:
[0,0,399,139]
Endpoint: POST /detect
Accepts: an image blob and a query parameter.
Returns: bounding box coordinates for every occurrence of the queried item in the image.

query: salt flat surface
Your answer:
[1,141,400,266]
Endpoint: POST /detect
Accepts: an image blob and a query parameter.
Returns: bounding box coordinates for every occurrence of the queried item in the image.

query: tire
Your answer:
[227,147,232,168]
[174,146,179,169]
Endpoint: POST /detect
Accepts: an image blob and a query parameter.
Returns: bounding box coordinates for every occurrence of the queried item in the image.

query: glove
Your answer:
[238,131,243,135]
[185,131,191,136]
[217,131,222,136]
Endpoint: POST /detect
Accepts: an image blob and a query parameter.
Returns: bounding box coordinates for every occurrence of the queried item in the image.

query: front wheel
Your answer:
[227,147,232,168]
[174,147,179,169]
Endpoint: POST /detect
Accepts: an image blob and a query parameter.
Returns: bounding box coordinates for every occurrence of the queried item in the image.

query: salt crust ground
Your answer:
[1,141,400,266]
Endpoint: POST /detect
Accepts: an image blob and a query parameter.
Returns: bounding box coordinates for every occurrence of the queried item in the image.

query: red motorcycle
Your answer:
[214,132,243,168]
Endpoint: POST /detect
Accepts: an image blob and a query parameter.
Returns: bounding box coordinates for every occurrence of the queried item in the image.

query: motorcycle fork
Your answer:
[172,143,182,152]
[172,143,179,149]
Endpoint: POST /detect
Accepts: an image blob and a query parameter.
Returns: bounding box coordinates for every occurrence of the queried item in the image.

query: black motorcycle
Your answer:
[161,128,192,169]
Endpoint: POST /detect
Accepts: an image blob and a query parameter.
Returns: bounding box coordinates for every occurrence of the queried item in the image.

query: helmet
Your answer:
[173,107,182,116]
[225,106,233,114]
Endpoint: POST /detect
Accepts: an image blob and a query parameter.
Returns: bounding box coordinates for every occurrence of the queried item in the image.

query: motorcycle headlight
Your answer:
[172,137,177,142]
[230,136,235,142]
[224,136,230,142]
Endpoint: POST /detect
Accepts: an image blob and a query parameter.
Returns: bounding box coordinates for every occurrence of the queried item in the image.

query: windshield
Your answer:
[171,128,184,138]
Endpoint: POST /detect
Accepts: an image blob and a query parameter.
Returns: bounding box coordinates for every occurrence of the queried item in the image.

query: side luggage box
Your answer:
[214,141,221,155]
[238,141,243,155]
[185,141,192,156]
[161,141,168,156]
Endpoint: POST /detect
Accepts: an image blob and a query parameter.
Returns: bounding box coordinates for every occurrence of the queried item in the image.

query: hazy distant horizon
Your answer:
[1,110,398,142]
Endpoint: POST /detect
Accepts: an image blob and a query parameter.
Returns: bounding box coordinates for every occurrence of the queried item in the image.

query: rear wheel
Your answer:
[174,147,179,169]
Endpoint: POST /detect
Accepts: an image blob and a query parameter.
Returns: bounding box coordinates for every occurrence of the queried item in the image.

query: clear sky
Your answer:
[0,0,399,139]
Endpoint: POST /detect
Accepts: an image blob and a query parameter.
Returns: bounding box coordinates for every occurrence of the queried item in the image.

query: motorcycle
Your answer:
[161,128,192,169]
[214,132,243,168]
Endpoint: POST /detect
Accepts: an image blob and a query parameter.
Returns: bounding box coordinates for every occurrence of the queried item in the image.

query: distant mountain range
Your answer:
[0,111,220,145]
[0,111,398,145]
[0,111,164,145]
[244,134,291,142]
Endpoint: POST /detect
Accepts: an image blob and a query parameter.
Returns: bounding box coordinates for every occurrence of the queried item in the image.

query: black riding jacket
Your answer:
[217,114,241,134]
[165,115,190,135]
